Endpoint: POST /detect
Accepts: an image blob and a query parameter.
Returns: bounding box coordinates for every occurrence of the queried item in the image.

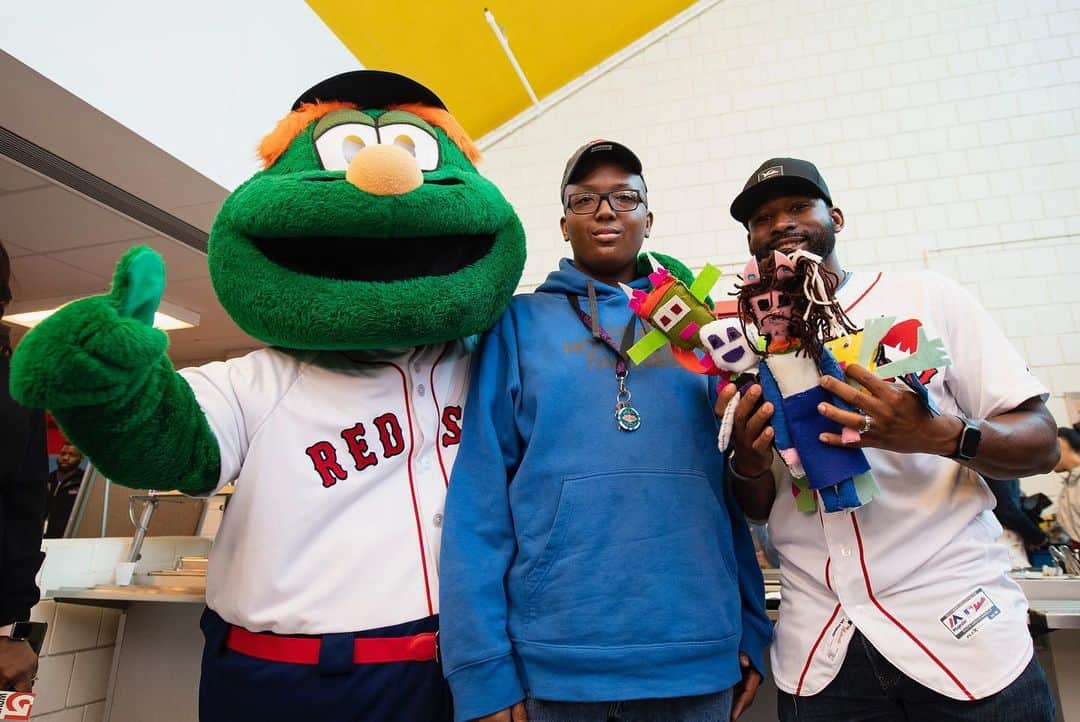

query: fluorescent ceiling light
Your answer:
[3,297,200,331]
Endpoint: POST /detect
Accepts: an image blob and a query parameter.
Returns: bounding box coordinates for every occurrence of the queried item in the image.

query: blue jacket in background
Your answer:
[439,259,771,722]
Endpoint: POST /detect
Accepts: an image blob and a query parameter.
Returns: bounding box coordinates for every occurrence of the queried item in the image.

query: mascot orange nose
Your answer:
[345,144,424,196]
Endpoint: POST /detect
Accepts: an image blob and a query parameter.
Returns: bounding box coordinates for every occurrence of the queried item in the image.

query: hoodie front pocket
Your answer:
[521,468,738,646]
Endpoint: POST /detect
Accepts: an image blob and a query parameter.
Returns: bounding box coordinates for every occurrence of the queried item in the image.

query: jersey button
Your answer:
[432,513,443,528]
[417,384,426,396]
[840,547,853,557]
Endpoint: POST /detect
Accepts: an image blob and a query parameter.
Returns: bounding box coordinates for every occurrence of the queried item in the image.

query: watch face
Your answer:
[959,423,982,459]
[9,622,31,641]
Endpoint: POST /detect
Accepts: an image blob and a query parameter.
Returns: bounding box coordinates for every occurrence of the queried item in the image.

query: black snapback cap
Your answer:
[293,70,447,111]
[730,157,832,224]
[560,140,646,201]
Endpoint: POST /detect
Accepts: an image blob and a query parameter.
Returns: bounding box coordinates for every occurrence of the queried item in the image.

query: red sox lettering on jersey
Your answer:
[180,341,471,635]
[307,407,463,488]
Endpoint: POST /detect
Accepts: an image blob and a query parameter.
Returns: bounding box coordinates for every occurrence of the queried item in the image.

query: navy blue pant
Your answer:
[778,629,1054,722]
[199,608,452,722]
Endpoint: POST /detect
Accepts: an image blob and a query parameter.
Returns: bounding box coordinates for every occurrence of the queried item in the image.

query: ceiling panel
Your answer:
[8,253,109,302]
[167,200,224,234]
[48,235,210,283]
[1,241,35,258]
[0,157,48,193]
[0,185,150,253]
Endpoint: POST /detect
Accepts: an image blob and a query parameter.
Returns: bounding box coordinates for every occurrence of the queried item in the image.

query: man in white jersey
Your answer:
[721,158,1060,721]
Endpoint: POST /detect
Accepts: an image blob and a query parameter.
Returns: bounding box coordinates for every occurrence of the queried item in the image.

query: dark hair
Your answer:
[0,241,10,356]
[735,253,857,364]
[1059,427,1080,453]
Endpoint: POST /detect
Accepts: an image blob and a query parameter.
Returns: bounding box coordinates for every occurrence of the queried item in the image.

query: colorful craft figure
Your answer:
[620,260,725,375]
[10,71,526,722]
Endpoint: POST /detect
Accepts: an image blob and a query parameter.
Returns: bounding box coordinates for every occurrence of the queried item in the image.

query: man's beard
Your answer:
[797,225,836,260]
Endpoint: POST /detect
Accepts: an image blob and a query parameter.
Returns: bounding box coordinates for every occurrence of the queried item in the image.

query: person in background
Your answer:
[1054,427,1080,544]
[0,241,47,691]
[985,477,1049,567]
[440,140,770,722]
[44,442,85,538]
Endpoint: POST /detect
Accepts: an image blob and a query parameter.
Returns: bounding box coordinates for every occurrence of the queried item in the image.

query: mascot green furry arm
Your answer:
[10,71,526,497]
[11,246,220,493]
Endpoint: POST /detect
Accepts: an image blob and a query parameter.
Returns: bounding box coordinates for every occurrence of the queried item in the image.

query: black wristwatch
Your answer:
[947,416,982,461]
[2,622,47,655]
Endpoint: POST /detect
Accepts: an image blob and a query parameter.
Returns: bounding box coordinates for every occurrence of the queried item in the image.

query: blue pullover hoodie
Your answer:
[439,259,770,722]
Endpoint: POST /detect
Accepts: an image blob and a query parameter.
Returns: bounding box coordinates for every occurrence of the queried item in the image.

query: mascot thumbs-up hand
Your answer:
[10,245,220,493]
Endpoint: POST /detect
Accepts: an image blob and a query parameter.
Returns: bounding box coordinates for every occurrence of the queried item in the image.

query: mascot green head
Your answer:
[209,70,526,350]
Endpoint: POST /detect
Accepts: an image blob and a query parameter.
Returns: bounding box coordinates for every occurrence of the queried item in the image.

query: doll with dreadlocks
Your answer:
[732,249,879,513]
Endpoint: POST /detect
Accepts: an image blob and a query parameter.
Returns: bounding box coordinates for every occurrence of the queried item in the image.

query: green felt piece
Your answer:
[875,327,951,379]
[688,263,721,303]
[858,315,895,368]
[793,476,817,513]
[643,252,714,308]
[628,328,670,365]
[853,471,880,505]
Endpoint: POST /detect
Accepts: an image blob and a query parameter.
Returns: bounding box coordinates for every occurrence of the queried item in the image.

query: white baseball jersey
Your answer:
[769,270,1047,700]
[179,342,470,634]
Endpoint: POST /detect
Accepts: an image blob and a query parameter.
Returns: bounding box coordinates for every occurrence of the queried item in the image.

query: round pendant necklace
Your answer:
[567,284,642,432]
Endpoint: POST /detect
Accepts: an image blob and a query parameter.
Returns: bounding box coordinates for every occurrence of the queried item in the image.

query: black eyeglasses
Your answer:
[565,190,644,215]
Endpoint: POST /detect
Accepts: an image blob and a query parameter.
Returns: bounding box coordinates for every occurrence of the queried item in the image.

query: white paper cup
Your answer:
[115,562,136,586]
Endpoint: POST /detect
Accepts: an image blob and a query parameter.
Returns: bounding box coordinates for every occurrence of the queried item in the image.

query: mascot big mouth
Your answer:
[213,70,526,350]
[12,70,526,722]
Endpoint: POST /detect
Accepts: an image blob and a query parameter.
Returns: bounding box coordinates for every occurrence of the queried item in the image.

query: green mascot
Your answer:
[11,71,525,722]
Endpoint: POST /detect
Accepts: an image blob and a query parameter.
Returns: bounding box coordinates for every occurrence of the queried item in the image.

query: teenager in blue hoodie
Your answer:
[439,141,771,722]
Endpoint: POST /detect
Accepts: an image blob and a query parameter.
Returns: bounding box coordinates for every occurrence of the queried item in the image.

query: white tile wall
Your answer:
[477,0,1080,498]
[28,536,210,721]
[67,647,113,706]
[82,702,105,722]
[49,605,101,656]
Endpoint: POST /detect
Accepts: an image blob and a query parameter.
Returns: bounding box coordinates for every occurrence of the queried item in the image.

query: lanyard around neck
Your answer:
[566,282,639,375]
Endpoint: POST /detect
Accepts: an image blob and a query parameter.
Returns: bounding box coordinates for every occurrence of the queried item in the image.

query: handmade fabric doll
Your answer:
[731,249,878,513]
[10,71,526,722]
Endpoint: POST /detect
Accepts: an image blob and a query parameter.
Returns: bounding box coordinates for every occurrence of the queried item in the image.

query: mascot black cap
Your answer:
[293,70,447,111]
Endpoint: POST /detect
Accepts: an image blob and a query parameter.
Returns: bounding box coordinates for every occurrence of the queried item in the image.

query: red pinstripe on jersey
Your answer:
[851,513,974,700]
[379,361,434,617]
[843,272,882,314]
[796,603,842,695]
[429,344,452,487]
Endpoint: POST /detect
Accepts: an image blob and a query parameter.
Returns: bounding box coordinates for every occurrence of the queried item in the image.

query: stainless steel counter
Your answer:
[54,584,205,606]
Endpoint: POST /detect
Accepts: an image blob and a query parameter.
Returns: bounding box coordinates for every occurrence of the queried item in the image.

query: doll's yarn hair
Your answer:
[735,253,858,364]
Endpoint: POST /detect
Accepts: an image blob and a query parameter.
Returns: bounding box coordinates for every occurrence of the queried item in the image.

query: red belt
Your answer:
[226,625,438,665]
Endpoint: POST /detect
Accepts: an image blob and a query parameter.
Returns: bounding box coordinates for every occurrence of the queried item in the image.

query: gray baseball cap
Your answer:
[560,140,646,202]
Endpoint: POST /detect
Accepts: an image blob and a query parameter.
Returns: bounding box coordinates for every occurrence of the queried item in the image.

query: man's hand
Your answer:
[0,639,38,692]
[474,701,527,722]
[731,652,762,720]
[817,364,960,455]
[716,383,774,476]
